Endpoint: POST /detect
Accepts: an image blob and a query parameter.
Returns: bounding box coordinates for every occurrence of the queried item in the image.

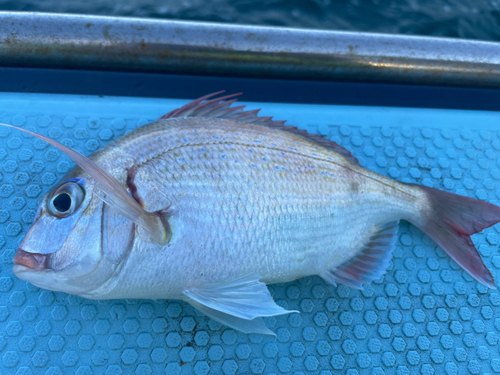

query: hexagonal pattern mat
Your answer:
[1,93,500,374]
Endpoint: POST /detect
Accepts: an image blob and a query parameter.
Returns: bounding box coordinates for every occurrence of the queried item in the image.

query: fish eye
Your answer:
[53,193,71,212]
[48,181,85,218]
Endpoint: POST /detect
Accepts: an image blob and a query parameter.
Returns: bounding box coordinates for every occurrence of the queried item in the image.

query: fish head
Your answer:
[12,169,134,296]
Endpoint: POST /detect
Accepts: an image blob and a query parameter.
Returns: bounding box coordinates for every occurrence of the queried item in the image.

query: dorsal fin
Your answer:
[158,91,359,165]
[320,221,400,290]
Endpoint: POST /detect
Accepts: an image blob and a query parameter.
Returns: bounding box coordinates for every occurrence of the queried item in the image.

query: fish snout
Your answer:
[13,249,46,271]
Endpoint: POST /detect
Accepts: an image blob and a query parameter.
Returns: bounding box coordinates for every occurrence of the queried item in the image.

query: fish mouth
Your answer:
[13,249,46,271]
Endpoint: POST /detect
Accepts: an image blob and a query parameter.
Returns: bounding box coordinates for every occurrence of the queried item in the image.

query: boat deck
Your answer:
[1,92,499,374]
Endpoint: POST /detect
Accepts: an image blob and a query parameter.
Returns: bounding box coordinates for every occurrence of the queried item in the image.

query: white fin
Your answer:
[183,274,297,333]
[321,221,400,290]
[0,122,168,244]
[188,299,276,336]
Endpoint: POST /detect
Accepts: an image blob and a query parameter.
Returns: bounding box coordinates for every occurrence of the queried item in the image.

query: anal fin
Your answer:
[321,221,400,290]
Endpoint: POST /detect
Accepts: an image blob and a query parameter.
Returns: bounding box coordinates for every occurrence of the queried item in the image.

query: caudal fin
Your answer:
[416,185,500,289]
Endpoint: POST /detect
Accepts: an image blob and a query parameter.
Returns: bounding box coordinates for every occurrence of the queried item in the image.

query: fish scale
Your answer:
[103,118,417,295]
[8,93,500,337]
[2,93,500,372]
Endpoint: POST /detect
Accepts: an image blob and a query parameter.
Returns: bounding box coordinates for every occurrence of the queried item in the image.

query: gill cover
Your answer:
[0,122,168,245]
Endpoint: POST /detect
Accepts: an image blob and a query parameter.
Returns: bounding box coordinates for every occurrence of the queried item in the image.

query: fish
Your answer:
[6,92,500,335]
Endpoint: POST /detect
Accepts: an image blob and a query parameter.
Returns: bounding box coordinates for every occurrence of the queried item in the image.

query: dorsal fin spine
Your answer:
[157,92,360,166]
[198,99,239,117]
[191,93,242,116]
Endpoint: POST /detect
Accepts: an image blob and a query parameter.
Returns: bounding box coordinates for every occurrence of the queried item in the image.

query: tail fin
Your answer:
[416,185,500,289]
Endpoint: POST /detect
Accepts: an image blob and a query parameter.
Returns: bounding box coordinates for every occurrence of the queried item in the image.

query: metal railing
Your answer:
[0,12,499,88]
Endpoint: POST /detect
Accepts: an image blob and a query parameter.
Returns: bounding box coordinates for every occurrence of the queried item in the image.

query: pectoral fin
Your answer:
[321,221,400,290]
[183,274,297,335]
[0,122,168,245]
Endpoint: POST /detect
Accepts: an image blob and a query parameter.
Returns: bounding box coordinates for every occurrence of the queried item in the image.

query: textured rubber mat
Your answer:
[1,93,500,374]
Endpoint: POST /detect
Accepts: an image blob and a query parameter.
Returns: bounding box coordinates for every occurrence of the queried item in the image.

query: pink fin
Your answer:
[417,185,500,289]
[321,221,399,290]
[158,92,359,165]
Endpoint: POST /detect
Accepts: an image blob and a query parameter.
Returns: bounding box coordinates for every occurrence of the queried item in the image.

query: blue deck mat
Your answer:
[0,93,500,374]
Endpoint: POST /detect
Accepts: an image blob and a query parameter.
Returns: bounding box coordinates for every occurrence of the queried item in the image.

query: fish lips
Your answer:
[12,249,87,294]
[13,248,47,271]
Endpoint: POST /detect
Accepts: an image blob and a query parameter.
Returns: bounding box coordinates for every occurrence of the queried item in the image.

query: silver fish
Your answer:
[8,92,500,335]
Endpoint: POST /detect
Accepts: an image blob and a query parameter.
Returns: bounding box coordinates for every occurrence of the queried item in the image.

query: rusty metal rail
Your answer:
[0,12,500,88]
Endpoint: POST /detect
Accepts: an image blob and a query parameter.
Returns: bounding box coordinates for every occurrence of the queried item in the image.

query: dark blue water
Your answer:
[1,0,500,41]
